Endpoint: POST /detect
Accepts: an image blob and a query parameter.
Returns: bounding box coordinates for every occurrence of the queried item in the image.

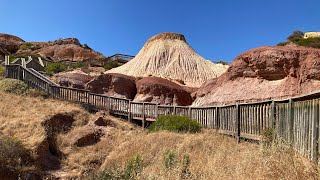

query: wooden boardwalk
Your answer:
[5,64,320,164]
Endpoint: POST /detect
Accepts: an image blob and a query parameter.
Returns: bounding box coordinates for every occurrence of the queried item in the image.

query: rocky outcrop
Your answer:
[0,33,106,62]
[193,46,320,106]
[72,128,103,147]
[86,73,137,99]
[134,77,195,106]
[53,70,93,89]
[34,43,105,62]
[107,32,228,87]
[0,33,24,54]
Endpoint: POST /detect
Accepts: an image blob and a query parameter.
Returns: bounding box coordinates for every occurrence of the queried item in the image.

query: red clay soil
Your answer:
[134,77,195,106]
[193,46,320,106]
[85,73,137,99]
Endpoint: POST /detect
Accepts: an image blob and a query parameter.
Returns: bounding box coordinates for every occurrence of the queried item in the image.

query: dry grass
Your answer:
[0,92,319,179]
[0,92,88,151]
[98,130,319,180]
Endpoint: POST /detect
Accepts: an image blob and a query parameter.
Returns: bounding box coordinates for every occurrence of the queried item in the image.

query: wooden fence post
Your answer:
[142,103,146,128]
[289,99,294,145]
[236,103,241,142]
[106,97,111,115]
[312,99,319,162]
[173,106,176,115]
[128,101,132,122]
[188,107,192,118]
[155,104,159,119]
[271,101,276,129]
[216,107,220,129]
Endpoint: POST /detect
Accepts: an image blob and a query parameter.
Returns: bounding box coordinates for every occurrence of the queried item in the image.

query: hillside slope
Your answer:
[0,92,318,179]
[0,33,106,62]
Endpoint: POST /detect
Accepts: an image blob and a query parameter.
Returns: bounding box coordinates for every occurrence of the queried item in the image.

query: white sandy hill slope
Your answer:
[107,32,228,87]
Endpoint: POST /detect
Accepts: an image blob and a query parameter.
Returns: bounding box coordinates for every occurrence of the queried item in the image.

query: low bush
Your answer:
[216,61,229,65]
[149,115,202,133]
[104,61,121,70]
[295,37,320,49]
[0,78,29,95]
[0,135,30,169]
[277,42,289,46]
[45,62,67,75]
[96,154,143,180]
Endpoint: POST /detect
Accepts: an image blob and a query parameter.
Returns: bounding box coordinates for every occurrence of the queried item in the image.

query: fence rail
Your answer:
[4,64,320,164]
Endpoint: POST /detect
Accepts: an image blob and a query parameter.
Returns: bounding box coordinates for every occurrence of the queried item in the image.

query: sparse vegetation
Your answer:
[0,78,29,95]
[83,43,92,50]
[295,37,320,49]
[96,154,144,180]
[277,42,289,46]
[287,30,304,42]
[45,62,67,75]
[70,61,86,69]
[149,115,202,133]
[0,92,318,179]
[164,150,177,169]
[19,42,33,50]
[104,61,121,70]
[277,30,320,49]
[216,61,229,65]
[0,135,30,170]
[0,65,5,78]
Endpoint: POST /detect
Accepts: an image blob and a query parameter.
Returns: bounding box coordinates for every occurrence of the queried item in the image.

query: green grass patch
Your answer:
[149,115,202,133]
[104,61,121,70]
[45,62,67,75]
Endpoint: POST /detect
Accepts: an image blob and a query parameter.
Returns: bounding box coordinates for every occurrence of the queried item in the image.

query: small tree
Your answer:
[287,30,304,42]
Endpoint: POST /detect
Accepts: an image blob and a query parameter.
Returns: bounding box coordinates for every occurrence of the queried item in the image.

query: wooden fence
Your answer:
[4,64,320,164]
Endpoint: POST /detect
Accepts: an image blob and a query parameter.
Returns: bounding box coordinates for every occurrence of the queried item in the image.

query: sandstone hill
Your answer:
[193,46,320,106]
[0,33,105,62]
[107,32,228,87]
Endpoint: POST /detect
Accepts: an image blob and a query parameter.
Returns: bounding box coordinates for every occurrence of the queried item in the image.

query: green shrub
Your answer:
[70,61,85,69]
[104,61,121,70]
[45,62,67,75]
[0,78,29,95]
[287,30,304,42]
[216,61,229,65]
[180,154,191,178]
[149,115,202,133]
[19,42,33,50]
[0,65,5,78]
[164,150,177,170]
[277,42,289,46]
[123,154,143,178]
[295,37,320,49]
[97,154,143,180]
[0,135,30,169]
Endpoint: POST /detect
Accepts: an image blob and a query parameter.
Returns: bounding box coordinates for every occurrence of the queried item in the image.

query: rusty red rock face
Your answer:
[86,73,137,99]
[193,46,320,106]
[134,77,195,106]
